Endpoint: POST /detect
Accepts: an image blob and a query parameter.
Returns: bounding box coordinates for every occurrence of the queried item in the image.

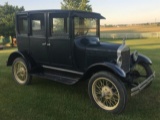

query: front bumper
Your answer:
[131,72,155,96]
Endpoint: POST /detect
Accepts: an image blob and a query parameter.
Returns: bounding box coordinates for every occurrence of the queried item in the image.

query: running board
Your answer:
[31,67,82,85]
[32,73,80,85]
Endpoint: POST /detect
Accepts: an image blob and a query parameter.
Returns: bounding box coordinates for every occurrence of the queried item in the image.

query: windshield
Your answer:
[74,17,97,37]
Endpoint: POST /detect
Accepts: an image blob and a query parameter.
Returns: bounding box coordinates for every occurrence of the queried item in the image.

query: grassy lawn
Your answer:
[0,38,160,120]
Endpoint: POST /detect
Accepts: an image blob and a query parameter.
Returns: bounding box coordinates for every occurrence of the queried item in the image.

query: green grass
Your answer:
[0,38,160,120]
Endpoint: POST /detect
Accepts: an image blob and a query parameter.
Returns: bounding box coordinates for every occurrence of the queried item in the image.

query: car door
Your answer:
[48,12,72,68]
[29,13,49,65]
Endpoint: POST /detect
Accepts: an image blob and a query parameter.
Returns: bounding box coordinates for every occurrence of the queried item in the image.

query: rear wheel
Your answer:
[12,58,31,85]
[88,71,127,114]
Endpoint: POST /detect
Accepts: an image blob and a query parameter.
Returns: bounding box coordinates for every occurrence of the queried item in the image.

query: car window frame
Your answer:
[29,12,46,37]
[49,12,69,38]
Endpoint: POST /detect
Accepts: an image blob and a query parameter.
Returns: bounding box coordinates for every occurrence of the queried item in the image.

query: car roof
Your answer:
[17,9,105,19]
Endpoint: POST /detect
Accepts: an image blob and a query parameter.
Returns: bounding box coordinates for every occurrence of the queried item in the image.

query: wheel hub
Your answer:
[20,67,25,73]
[20,67,25,77]
[101,86,113,99]
[15,62,27,81]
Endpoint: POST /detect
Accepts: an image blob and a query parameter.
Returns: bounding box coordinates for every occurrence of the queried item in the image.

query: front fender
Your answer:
[86,62,126,78]
[130,53,152,65]
[137,54,152,65]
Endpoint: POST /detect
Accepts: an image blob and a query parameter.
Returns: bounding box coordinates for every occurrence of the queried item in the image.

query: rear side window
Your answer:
[31,13,45,36]
[17,15,28,34]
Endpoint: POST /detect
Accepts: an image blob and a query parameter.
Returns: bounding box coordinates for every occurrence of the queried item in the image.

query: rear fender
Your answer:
[7,51,32,72]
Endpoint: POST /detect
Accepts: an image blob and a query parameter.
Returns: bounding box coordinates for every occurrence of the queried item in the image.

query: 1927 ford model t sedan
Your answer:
[7,10,155,114]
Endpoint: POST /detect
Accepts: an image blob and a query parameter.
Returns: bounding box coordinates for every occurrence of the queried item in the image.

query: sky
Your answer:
[0,0,160,25]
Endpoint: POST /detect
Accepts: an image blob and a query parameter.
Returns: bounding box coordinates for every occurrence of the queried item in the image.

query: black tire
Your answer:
[88,71,127,114]
[132,63,153,87]
[12,57,31,85]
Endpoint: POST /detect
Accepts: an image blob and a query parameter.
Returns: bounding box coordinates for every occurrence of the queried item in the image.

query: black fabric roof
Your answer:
[71,12,105,19]
[17,10,106,19]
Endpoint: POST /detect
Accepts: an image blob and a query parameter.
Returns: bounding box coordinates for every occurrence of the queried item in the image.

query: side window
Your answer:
[52,18,65,33]
[31,13,45,36]
[17,15,28,35]
[50,15,69,37]
[32,20,41,30]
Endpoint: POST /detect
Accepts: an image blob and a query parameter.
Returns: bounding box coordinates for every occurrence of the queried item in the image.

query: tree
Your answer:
[0,2,24,46]
[61,0,92,12]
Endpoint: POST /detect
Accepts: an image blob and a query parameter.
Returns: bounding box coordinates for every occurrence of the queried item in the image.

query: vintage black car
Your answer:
[7,10,155,114]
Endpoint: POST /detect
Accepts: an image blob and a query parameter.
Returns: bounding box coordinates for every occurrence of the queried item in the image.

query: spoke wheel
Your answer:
[88,71,127,114]
[12,58,31,85]
[92,77,120,110]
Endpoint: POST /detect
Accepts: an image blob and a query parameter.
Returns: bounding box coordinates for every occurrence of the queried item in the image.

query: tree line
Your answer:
[0,2,24,46]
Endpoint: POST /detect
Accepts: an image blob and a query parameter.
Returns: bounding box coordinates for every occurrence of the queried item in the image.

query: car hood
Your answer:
[87,42,120,53]
[86,41,121,63]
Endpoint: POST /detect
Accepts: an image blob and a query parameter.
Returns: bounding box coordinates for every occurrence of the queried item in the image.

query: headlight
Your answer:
[133,50,138,62]
[117,56,122,67]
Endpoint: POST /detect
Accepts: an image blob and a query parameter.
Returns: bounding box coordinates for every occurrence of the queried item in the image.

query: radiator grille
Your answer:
[121,49,130,73]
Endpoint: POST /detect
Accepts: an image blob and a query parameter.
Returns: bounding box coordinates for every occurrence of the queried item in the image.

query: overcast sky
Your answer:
[0,0,160,25]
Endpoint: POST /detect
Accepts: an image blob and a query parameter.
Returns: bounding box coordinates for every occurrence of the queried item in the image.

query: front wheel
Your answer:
[88,71,127,114]
[12,57,31,85]
[131,63,153,87]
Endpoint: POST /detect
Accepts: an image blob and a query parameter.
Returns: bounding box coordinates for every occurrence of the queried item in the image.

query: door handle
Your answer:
[42,42,46,46]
